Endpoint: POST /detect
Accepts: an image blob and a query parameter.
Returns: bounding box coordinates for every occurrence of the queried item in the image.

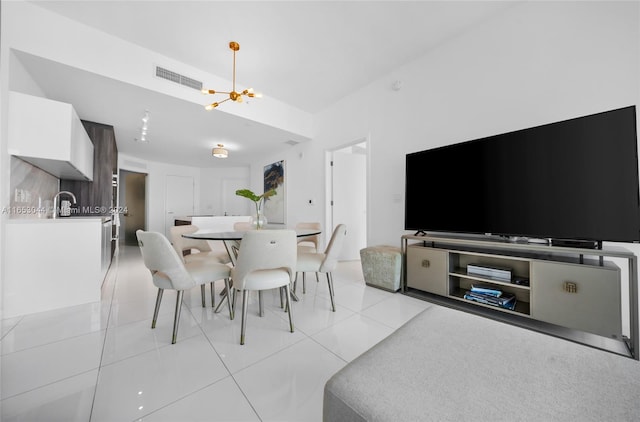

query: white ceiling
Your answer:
[20,1,515,167]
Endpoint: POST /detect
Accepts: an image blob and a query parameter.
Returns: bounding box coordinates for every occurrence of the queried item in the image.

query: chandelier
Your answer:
[202,41,261,110]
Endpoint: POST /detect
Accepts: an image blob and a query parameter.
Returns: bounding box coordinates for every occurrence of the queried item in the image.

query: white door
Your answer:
[331,143,367,260]
[165,175,194,237]
[222,178,250,216]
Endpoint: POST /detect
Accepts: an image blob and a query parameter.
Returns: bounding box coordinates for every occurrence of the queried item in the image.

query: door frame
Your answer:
[325,136,370,258]
[118,169,148,245]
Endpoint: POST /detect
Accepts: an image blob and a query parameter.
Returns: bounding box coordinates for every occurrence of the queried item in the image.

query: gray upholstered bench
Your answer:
[359,245,402,292]
[323,305,640,421]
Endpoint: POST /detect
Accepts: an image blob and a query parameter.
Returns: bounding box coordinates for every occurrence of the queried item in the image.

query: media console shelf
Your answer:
[401,233,639,360]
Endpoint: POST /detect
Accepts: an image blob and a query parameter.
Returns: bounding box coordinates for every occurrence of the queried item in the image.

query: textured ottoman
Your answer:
[359,245,401,292]
[323,305,640,422]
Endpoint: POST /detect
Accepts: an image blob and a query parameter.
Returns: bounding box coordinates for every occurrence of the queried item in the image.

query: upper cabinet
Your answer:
[8,91,93,181]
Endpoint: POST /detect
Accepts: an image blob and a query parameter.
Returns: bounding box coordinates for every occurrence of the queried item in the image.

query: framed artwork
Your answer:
[263,160,285,224]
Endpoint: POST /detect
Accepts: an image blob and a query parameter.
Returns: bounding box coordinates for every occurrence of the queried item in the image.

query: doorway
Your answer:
[165,175,194,237]
[327,139,368,260]
[119,170,147,246]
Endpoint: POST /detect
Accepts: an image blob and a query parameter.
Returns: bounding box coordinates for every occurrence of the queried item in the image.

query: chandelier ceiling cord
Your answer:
[202,41,261,110]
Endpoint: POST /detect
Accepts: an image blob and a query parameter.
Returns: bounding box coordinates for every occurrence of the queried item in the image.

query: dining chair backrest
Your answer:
[170,225,212,262]
[295,222,321,249]
[234,222,253,231]
[232,230,297,291]
[320,224,347,273]
[136,230,196,291]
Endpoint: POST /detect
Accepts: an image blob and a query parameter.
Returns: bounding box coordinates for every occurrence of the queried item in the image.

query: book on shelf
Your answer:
[470,284,503,297]
[464,291,517,310]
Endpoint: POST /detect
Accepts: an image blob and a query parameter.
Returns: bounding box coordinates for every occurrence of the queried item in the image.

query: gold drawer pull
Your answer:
[422,259,430,268]
[563,281,577,293]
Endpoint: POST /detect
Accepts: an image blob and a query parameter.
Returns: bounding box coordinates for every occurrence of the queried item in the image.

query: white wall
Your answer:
[247,140,325,229]
[304,1,639,248]
[199,166,250,216]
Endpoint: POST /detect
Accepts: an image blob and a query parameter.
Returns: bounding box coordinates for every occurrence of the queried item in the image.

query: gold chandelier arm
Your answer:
[232,49,237,93]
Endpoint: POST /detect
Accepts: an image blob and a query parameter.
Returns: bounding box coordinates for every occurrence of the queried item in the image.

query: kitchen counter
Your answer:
[174,215,251,231]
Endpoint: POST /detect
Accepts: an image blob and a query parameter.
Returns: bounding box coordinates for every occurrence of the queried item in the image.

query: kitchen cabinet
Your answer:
[61,121,117,226]
[8,91,93,181]
[4,217,111,318]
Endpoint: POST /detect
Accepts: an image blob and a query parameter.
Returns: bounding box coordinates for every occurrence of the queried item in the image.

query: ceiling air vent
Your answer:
[155,66,203,91]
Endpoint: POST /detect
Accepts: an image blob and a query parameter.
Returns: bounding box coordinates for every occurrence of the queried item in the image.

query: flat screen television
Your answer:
[405,106,640,244]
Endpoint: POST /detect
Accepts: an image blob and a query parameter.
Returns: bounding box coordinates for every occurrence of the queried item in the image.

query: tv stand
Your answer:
[401,233,639,360]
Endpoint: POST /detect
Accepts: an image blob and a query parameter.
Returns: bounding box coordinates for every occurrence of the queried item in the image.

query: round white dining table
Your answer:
[182,228,321,306]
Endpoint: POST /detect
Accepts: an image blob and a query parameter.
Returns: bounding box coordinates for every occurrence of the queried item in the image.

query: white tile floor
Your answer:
[1,245,433,421]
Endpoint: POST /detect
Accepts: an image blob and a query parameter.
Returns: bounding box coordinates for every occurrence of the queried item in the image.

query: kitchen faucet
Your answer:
[52,191,77,219]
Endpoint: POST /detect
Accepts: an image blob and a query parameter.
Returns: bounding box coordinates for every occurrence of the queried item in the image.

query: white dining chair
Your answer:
[294,222,322,293]
[296,222,321,254]
[136,230,233,343]
[233,221,253,231]
[296,224,347,312]
[170,224,231,307]
[230,230,297,345]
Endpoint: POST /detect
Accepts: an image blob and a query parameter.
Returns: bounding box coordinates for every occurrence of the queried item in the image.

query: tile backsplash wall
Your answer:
[9,156,58,219]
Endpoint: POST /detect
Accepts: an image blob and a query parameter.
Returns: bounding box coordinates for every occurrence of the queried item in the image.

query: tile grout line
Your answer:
[88,246,121,422]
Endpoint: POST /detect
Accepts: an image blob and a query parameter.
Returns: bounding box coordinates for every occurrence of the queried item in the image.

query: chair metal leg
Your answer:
[152,288,164,329]
[327,273,336,312]
[280,286,284,309]
[303,272,306,294]
[285,284,294,332]
[172,290,184,344]
[200,284,206,308]
[233,288,238,311]
[210,282,215,307]
[224,278,234,320]
[284,288,289,313]
[293,272,298,293]
[240,290,249,345]
[259,290,264,317]
[315,272,320,283]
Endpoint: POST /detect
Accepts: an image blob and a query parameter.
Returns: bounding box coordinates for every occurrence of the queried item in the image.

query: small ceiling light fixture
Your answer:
[212,144,228,158]
[136,110,150,142]
[202,41,262,110]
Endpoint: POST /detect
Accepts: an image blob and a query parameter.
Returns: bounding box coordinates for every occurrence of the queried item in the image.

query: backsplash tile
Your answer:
[9,157,58,219]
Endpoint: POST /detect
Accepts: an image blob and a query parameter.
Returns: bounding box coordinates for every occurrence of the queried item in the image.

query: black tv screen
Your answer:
[405,106,640,243]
